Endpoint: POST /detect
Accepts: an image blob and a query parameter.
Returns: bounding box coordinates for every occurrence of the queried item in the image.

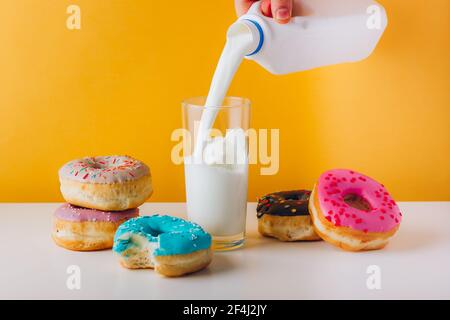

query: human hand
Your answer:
[234,0,293,24]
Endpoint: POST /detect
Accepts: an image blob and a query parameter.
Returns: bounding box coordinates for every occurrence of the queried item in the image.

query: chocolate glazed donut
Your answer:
[257,190,322,241]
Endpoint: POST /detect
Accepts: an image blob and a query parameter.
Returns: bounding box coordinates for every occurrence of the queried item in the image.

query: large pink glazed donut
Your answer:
[309,169,402,251]
[59,155,153,211]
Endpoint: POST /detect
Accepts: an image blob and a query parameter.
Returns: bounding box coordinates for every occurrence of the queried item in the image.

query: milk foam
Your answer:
[203,128,247,166]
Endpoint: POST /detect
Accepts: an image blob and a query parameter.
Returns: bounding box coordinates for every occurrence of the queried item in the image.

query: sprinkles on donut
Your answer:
[257,190,321,241]
[59,155,153,211]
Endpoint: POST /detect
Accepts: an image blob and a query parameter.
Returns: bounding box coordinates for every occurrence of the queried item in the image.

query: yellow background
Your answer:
[0,0,449,202]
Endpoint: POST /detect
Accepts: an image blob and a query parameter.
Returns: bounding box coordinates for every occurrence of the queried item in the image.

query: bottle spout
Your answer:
[227,20,264,56]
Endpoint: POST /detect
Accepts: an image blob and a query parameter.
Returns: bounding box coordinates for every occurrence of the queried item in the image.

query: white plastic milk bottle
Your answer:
[194,0,388,155]
[235,0,387,74]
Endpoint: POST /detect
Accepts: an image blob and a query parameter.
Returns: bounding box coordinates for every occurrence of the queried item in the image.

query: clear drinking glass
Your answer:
[182,97,251,251]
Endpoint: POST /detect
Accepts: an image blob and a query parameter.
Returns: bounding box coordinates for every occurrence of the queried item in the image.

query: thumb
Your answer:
[271,0,292,24]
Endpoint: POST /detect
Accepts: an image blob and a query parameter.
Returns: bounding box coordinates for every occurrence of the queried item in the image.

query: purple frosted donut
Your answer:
[52,203,139,251]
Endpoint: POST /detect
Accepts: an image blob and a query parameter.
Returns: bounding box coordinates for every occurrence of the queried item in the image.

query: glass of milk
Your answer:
[182,96,250,251]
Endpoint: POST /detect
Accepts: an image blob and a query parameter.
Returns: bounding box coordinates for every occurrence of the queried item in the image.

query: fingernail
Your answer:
[275,8,290,21]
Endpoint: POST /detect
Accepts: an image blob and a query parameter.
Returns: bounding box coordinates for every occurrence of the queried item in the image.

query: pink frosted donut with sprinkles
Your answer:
[309,169,402,251]
[59,155,153,211]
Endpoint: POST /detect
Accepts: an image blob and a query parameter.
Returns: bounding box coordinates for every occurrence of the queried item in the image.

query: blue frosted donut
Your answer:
[113,215,212,277]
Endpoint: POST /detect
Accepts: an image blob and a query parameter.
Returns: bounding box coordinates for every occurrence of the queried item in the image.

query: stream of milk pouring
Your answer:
[193,22,256,161]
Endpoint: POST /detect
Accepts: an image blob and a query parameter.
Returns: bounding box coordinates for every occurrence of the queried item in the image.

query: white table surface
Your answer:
[0,202,449,300]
